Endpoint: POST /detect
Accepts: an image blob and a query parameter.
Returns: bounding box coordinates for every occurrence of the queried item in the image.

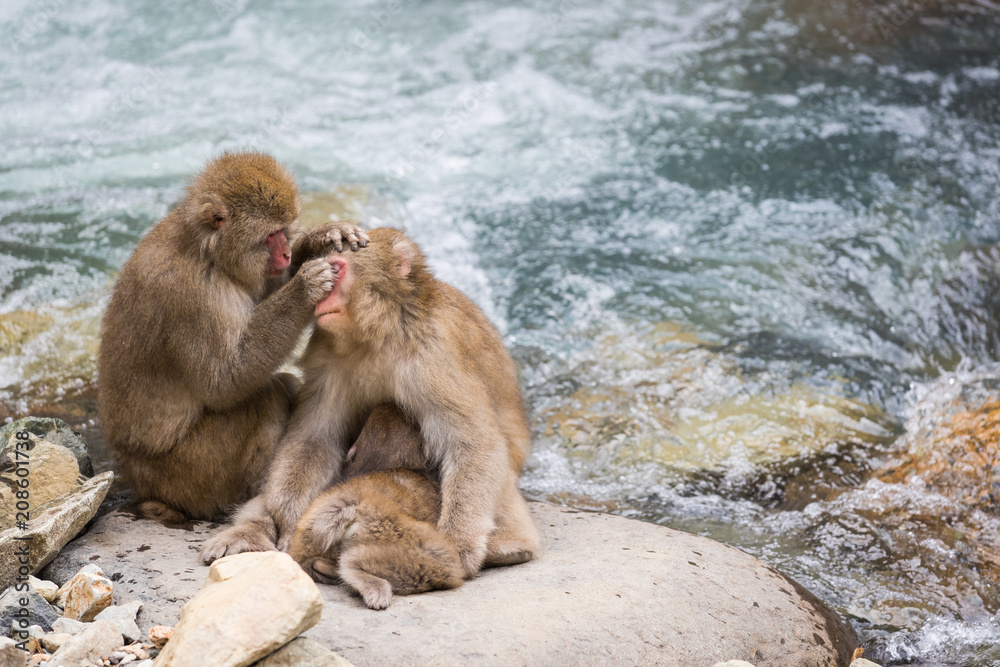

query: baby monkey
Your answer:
[289,404,464,610]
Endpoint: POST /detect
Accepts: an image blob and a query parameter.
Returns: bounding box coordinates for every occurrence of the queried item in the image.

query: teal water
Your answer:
[2,1,1000,662]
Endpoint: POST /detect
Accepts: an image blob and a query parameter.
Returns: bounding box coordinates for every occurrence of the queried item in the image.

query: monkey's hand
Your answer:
[200,516,278,564]
[296,257,338,304]
[439,521,490,578]
[297,221,370,255]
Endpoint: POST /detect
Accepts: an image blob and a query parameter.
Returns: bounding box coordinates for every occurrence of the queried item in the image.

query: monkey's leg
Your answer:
[339,549,394,610]
[128,376,292,522]
[484,480,541,567]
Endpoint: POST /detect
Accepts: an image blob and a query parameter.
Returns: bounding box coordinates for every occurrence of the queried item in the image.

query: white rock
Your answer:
[45,619,122,667]
[0,637,27,667]
[27,577,58,603]
[54,563,113,621]
[851,660,882,667]
[94,601,142,643]
[51,617,86,636]
[39,631,73,652]
[152,552,322,667]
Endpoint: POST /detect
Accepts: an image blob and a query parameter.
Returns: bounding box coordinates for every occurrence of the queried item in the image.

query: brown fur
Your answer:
[99,151,366,520]
[202,228,540,575]
[289,404,463,609]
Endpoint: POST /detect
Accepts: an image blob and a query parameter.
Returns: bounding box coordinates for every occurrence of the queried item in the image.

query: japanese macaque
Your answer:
[289,403,464,609]
[98,151,368,521]
[201,227,540,576]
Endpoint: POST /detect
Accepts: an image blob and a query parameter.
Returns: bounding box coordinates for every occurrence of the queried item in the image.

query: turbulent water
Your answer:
[3,0,1000,663]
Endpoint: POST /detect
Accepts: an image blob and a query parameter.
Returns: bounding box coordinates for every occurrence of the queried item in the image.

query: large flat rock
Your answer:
[43,503,856,666]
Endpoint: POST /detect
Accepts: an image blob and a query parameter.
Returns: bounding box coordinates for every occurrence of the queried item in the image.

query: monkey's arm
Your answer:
[262,399,351,550]
[194,259,332,409]
[290,221,370,275]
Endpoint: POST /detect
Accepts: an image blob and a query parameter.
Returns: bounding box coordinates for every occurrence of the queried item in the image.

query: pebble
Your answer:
[27,577,59,603]
[147,626,172,649]
[53,564,113,622]
[0,636,27,667]
[93,602,142,644]
[51,617,87,636]
[39,631,73,652]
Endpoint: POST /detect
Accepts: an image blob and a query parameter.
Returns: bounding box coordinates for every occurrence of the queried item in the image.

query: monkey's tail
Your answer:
[137,499,188,524]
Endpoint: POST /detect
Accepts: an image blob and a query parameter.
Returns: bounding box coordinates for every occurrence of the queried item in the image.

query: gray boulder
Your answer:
[43,503,857,666]
[0,417,93,477]
[0,585,59,633]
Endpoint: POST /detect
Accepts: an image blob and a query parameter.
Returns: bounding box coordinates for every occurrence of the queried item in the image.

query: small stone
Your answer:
[851,660,882,667]
[118,644,148,661]
[10,625,43,654]
[29,654,48,666]
[93,602,142,643]
[0,637,27,667]
[153,552,321,666]
[146,627,171,649]
[46,620,122,667]
[54,564,113,622]
[253,638,356,666]
[27,578,58,604]
[51,618,86,636]
[133,661,153,667]
[39,632,73,653]
[0,586,59,633]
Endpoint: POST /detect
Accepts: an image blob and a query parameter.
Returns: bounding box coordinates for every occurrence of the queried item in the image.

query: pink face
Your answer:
[266,230,291,276]
[315,257,350,330]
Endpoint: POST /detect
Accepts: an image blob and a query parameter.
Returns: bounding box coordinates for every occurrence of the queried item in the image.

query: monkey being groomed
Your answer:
[99,151,368,521]
[290,404,464,610]
[202,227,540,578]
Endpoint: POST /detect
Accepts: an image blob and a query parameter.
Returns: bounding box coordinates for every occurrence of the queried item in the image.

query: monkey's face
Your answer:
[192,152,300,290]
[313,227,422,336]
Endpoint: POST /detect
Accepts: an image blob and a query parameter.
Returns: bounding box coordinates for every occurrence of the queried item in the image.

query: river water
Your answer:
[2,0,1000,663]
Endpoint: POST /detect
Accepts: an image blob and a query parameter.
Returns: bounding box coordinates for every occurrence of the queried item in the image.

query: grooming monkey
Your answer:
[290,403,464,609]
[98,151,368,521]
[202,227,540,576]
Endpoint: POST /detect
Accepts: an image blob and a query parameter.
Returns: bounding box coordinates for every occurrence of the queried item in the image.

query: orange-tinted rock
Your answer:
[54,564,113,622]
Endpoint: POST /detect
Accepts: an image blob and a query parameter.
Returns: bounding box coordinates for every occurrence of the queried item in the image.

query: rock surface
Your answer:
[0,637,27,667]
[0,439,81,528]
[93,601,142,643]
[26,578,57,603]
[153,552,323,667]
[46,619,122,667]
[54,564,113,622]
[0,586,59,633]
[45,503,857,666]
[252,638,355,667]
[0,418,93,478]
[0,471,114,591]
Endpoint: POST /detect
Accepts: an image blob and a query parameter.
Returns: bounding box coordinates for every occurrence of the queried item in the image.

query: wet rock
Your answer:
[50,618,85,636]
[0,586,59,633]
[0,471,114,591]
[26,578,57,604]
[299,188,371,230]
[0,637,27,667]
[146,627,170,650]
[0,439,80,529]
[45,504,855,666]
[46,619,122,667]
[0,418,93,478]
[94,602,142,644]
[532,326,892,480]
[252,638,355,667]
[54,564,113,622]
[153,552,322,667]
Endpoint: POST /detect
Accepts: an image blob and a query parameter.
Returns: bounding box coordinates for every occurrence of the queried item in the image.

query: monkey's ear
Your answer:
[392,238,417,277]
[198,194,229,229]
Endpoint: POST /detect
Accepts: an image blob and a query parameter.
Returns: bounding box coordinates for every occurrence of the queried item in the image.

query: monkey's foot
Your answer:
[484,545,535,567]
[200,523,277,564]
[137,500,187,524]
